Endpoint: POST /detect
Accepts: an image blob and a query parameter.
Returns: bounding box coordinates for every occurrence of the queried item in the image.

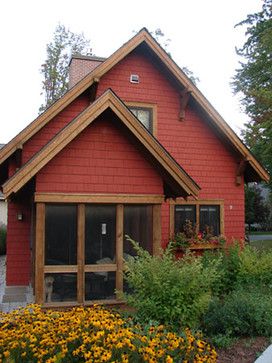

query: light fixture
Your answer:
[17,212,23,221]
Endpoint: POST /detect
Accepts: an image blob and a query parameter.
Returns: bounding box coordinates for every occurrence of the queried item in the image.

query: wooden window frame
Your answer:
[169,199,224,238]
[126,102,157,136]
[35,196,161,306]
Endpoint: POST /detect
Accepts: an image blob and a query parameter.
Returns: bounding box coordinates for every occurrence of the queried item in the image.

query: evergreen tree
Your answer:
[232,0,272,187]
[40,24,91,112]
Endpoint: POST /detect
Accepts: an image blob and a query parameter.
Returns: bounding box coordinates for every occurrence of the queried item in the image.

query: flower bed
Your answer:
[0,305,217,363]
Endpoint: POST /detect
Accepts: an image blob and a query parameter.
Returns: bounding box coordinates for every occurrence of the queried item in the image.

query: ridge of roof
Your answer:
[0,27,269,183]
[3,89,200,199]
[69,54,107,65]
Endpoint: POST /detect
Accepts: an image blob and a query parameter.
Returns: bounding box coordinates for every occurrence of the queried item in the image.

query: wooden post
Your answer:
[153,204,162,255]
[77,204,85,304]
[35,203,45,304]
[169,203,175,238]
[116,204,124,294]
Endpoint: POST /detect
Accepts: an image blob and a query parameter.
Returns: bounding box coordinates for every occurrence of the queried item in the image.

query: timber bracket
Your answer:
[179,88,192,120]
[236,158,248,185]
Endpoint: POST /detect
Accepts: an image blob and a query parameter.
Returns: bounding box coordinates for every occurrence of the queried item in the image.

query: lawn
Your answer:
[249,239,272,250]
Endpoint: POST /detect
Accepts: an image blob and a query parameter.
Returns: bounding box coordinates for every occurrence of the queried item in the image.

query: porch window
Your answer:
[36,199,161,306]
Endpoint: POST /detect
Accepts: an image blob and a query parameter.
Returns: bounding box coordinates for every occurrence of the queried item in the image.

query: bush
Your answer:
[202,242,241,296]
[237,245,272,287]
[122,237,221,329]
[0,305,217,363]
[203,288,272,337]
[0,224,6,255]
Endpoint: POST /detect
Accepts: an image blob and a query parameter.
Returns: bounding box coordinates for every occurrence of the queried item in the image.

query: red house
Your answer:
[0,29,269,307]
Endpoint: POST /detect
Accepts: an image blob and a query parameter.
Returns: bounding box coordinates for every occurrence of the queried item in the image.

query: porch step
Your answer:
[1,285,34,307]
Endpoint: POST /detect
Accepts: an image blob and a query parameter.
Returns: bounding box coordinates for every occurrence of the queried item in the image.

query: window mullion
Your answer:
[116,204,124,294]
[77,204,85,304]
[196,205,200,233]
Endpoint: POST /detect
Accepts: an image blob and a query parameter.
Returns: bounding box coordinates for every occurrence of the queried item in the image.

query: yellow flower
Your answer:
[166,355,173,363]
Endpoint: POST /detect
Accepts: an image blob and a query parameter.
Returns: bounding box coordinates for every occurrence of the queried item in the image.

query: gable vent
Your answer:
[130,74,139,83]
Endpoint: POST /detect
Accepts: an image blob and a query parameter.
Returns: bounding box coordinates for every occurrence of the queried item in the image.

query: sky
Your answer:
[0,0,263,144]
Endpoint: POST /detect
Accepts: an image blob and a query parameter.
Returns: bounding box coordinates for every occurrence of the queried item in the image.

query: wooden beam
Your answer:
[179,89,191,120]
[169,203,175,238]
[84,264,117,272]
[35,203,45,304]
[77,204,85,304]
[116,204,124,293]
[44,266,78,273]
[153,204,162,255]
[35,193,164,204]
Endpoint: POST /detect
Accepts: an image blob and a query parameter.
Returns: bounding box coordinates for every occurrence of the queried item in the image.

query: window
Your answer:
[175,205,196,233]
[200,205,220,236]
[173,201,223,236]
[129,106,153,132]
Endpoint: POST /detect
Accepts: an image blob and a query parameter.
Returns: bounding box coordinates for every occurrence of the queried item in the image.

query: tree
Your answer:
[40,24,91,112]
[232,0,272,187]
[245,184,269,230]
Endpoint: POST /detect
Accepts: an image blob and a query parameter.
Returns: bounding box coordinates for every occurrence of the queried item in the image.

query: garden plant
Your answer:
[0,304,217,363]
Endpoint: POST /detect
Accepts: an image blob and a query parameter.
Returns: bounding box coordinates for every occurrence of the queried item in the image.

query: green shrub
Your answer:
[122,236,221,329]
[0,224,6,255]
[237,245,272,287]
[203,288,272,337]
[202,242,241,296]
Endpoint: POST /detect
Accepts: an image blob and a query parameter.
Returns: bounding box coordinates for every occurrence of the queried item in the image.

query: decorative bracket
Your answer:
[179,88,191,120]
[89,78,100,102]
[236,158,247,185]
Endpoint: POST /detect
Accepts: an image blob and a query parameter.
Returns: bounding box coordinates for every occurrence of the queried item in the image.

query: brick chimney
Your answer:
[68,55,106,89]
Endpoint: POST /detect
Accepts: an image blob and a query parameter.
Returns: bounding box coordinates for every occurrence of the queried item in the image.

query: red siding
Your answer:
[22,94,90,165]
[6,201,31,285]
[36,116,163,194]
[97,49,244,241]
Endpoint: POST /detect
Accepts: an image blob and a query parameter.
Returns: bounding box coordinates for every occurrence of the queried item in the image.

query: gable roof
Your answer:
[0,28,269,183]
[2,89,200,199]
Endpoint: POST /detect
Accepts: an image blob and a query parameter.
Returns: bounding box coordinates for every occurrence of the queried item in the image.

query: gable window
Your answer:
[129,107,153,132]
[172,201,223,236]
[126,102,157,135]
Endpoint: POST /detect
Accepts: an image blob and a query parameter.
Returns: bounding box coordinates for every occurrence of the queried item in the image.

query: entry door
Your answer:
[85,205,117,301]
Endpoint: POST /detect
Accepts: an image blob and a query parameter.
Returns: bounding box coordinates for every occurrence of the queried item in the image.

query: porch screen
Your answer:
[124,205,153,255]
[85,205,116,264]
[45,205,77,265]
[174,205,196,233]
